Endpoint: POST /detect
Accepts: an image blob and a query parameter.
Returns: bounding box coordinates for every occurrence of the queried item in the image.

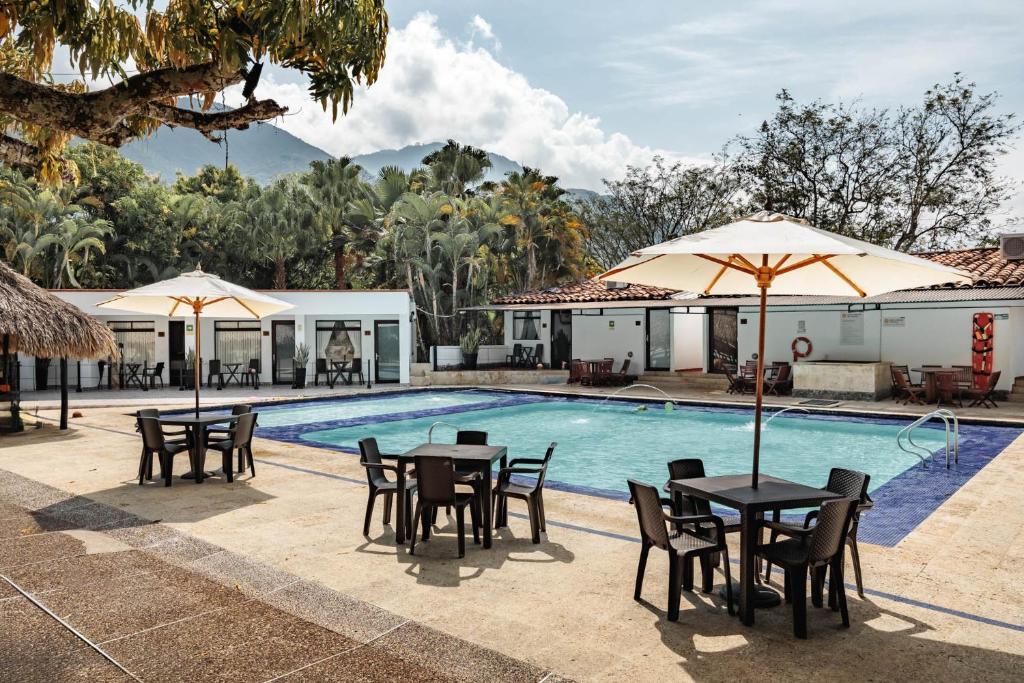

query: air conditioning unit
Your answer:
[603,280,629,290]
[1000,234,1024,260]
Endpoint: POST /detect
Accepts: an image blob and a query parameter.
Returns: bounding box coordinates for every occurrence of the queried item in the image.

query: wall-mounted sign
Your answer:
[186,324,194,333]
[608,320,615,329]
[797,320,806,334]
[995,313,1009,320]
[839,312,864,345]
[882,315,906,327]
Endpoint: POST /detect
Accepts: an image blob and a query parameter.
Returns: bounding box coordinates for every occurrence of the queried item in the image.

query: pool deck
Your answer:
[2,385,1023,681]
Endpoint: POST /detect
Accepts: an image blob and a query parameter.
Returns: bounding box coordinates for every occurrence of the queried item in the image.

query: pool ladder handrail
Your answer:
[897,409,959,469]
[427,421,460,443]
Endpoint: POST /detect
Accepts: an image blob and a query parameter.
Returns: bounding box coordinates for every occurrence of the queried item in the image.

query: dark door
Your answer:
[646,309,671,371]
[272,321,295,384]
[708,308,738,373]
[168,321,186,386]
[374,321,400,383]
[551,310,573,369]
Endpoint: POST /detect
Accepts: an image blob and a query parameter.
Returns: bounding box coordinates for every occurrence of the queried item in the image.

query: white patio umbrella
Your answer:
[599,211,972,488]
[97,268,293,417]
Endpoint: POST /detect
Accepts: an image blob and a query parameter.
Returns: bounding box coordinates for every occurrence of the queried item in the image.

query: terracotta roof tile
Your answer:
[491,279,678,305]
[914,247,1024,287]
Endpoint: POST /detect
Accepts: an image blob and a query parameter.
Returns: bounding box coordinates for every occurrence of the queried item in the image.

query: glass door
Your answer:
[708,308,738,373]
[272,321,295,384]
[374,321,400,383]
[646,309,671,370]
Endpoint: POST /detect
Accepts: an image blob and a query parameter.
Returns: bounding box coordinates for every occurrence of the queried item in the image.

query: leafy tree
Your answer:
[732,77,1019,250]
[173,165,255,203]
[580,157,744,269]
[0,0,388,181]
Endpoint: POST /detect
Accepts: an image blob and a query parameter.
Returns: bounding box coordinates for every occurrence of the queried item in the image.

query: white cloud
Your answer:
[227,13,681,189]
[469,15,499,49]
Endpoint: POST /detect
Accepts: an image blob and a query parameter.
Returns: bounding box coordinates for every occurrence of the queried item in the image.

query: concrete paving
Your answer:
[1,386,1023,681]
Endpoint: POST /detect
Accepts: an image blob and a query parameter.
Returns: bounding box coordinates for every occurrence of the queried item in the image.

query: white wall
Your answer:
[34,289,414,387]
[671,310,705,371]
[570,309,646,371]
[503,310,552,365]
[735,302,1022,390]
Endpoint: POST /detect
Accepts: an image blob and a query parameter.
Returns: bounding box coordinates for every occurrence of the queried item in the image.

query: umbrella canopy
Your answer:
[602,212,971,296]
[97,268,292,416]
[599,211,973,489]
[96,268,293,319]
[0,260,117,360]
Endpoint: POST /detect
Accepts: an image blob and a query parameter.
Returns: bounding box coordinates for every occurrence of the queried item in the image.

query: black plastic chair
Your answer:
[207,359,225,389]
[205,404,252,446]
[135,409,187,484]
[137,416,192,487]
[206,412,257,482]
[346,357,364,385]
[314,359,330,386]
[242,358,260,389]
[409,455,481,558]
[663,458,743,591]
[358,438,417,537]
[142,362,165,389]
[505,343,523,368]
[763,468,871,597]
[628,479,734,621]
[493,442,555,543]
[757,497,859,638]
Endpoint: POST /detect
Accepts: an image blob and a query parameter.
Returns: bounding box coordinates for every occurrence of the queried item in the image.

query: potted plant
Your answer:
[460,328,481,370]
[292,343,310,388]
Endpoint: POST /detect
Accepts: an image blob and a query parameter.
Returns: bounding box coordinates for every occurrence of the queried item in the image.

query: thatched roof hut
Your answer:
[0,260,117,360]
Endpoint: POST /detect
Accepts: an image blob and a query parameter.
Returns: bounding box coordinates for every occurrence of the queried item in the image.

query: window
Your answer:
[214,321,262,366]
[316,320,362,362]
[513,311,540,340]
[108,321,155,364]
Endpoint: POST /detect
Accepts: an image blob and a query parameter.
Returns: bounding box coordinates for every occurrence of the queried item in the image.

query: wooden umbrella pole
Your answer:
[194,305,201,419]
[751,256,772,490]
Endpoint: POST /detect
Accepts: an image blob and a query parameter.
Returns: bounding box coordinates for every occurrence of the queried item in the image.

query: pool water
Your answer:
[247,390,501,428]
[282,391,947,497]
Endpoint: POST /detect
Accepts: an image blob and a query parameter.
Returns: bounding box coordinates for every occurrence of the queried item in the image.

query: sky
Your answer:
[57,1,1024,220]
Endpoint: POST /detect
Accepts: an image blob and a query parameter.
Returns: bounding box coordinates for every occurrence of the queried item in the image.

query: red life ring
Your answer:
[791,336,813,361]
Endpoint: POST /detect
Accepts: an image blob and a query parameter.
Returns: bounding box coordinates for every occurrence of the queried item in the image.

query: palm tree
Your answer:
[41,214,112,287]
[422,140,492,196]
[246,179,326,288]
[304,158,373,288]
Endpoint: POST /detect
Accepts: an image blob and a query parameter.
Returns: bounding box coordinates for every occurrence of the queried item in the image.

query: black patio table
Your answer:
[222,362,244,387]
[389,443,508,549]
[123,363,147,391]
[667,474,840,626]
[158,413,238,484]
[330,360,352,387]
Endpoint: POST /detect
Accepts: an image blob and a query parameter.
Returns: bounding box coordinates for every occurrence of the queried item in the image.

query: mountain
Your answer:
[108,102,601,194]
[114,101,333,184]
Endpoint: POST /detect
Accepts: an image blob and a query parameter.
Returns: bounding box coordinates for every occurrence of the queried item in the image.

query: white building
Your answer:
[482,248,1024,393]
[18,289,414,390]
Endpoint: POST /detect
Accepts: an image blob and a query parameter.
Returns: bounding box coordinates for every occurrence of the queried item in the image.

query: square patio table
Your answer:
[910,367,957,403]
[668,474,840,626]
[390,443,507,549]
[158,413,238,484]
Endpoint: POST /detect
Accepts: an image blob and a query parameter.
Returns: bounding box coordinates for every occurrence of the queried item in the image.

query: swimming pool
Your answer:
[251,389,1022,546]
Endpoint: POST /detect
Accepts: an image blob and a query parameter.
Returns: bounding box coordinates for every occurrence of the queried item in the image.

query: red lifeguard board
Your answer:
[972,312,994,389]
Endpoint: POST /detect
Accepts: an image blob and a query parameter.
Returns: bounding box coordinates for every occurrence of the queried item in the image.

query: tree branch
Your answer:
[0,133,41,169]
[0,63,285,149]
[141,99,288,141]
